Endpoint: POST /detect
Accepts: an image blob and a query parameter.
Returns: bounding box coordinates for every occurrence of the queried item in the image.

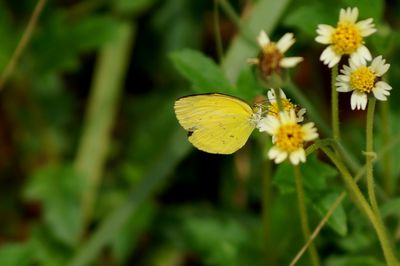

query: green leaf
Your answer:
[23,164,85,246]
[182,215,261,266]
[0,242,34,266]
[300,154,338,191]
[313,192,347,236]
[326,255,385,266]
[236,67,264,102]
[380,197,400,218]
[30,226,72,266]
[170,49,234,94]
[111,202,157,262]
[273,161,295,194]
[222,0,291,82]
[31,13,121,72]
[114,0,156,16]
[284,2,340,38]
[273,154,337,194]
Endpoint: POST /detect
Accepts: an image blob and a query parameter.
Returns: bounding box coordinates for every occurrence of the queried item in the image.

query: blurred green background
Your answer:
[1,0,400,265]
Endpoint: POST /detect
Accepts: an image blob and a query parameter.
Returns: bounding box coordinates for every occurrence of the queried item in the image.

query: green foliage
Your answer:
[273,154,338,193]
[23,164,85,246]
[0,242,33,266]
[170,49,234,94]
[313,192,347,236]
[325,256,385,266]
[1,0,400,265]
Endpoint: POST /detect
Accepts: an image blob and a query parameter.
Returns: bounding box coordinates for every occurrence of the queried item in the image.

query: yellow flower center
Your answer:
[350,66,376,93]
[275,123,304,152]
[259,43,283,77]
[331,22,362,54]
[267,99,296,117]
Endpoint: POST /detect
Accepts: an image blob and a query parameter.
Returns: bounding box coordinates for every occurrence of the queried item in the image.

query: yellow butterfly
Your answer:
[174,93,260,154]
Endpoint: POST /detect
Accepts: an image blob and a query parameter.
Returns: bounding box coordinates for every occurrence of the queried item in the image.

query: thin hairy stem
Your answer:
[0,0,47,90]
[331,65,340,142]
[294,165,320,266]
[366,98,379,214]
[321,146,399,266]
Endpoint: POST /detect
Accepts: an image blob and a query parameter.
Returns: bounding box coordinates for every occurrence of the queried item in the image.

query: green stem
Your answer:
[380,101,392,196]
[74,22,134,228]
[366,97,379,214]
[261,142,275,265]
[293,165,320,266]
[331,65,340,142]
[321,146,399,266]
[0,0,47,90]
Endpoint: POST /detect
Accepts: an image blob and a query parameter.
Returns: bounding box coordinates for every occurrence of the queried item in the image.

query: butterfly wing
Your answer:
[174,94,255,154]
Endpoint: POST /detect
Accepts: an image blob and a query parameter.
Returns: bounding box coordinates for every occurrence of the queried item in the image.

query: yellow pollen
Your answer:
[331,22,362,54]
[350,66,376,93]
[267,99,296,117]
[275,123,304,152]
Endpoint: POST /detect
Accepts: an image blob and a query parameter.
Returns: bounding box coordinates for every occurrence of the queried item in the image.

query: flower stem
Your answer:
[380,101,392,196]
[320,146,399,266]
[262,150,275,265]
[366,97,380,214]
[293,165,320,266]
[331,65,340,142]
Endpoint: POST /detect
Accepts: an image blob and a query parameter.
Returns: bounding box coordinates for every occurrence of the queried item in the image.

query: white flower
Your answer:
[336,56,391,110]
[248,31,303,77]
[315,7,376,68]
[265,88,306,122]
[258,110,318,165]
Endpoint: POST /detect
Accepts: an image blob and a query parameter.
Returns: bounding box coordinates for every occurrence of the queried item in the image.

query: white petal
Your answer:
[275,150,288,163]
[370,56,390,76]
[279,110,297,124]
[257,30,270,48]
[280,57,303,68]
[340,64,353,76]
[320,46,341,68]
[340,7,358,23]
[296,108,306,123]
[289,149,306,165]
[268,146,287,163]
[267,88,286,102]
[350,45,372,65]
[276,33,295,53]
[336,80,352,92]
[351,91,368,110]
[316,24,335,44]
[372,81,392,101]
[302,122,319,141]
[356,18,376,36]
[336,73,350,82]
[257,116,280,134]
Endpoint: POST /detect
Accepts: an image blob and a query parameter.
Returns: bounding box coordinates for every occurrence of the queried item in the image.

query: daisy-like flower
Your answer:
[336,56,391,110]
[248,31,303,77]
[258,110,318,165]
[316,7,376,68]
[266,89,306,122]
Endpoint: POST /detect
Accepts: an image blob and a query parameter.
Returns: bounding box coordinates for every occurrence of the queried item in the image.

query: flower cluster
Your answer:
[248,31,303,79]
[257,108,318,165]
[248,31,318,165]
[316,7,391,110]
